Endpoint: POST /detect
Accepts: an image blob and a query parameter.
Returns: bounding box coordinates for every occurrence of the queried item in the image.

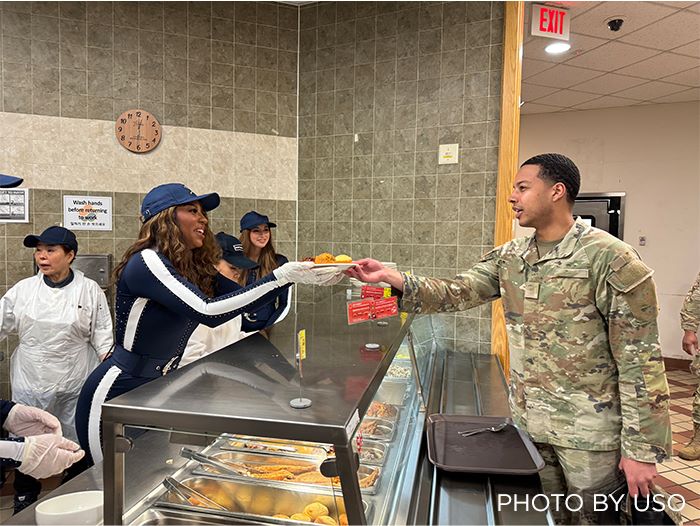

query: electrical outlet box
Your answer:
[438,143,459,165]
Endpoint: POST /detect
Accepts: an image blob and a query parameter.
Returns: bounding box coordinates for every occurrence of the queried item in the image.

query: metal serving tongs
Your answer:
[223,439,297,453]
[180,447,250,477]
[162,476,227,511]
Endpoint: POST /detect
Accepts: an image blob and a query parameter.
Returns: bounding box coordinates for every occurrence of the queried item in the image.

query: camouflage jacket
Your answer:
[681,272,700,332]
[401,219,671,462]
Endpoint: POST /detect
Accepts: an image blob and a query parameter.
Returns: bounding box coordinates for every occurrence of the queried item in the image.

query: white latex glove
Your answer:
[273,262,345,286]
[3,404,61,437]
[19,434,85,479]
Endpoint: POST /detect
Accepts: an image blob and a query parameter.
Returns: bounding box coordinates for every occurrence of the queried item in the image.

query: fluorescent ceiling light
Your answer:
[545,42,571,55]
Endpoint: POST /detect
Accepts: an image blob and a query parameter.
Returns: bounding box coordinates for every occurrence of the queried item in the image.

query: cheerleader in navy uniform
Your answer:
[74,184,342,466]
[238,211,292,333]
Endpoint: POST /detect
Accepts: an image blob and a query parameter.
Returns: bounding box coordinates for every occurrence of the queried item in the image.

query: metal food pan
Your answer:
[356,440,387,467]
[358,417,395,442]
[218,435,331,459]
[129,507,232,525]
[375,381,408,406]
[157,476,369,525]
[192,452,381,495]
[365,401,400,422]
[386,360,412,380]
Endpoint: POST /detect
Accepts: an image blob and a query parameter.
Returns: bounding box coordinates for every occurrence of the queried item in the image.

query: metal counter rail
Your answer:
[408,346,550,525]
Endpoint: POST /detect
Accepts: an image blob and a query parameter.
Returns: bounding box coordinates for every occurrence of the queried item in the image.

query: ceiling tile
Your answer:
[521,83,560,102]
[572,2,678,40]
[619,10,700,50]
[571,95,641,110]
[520,102,566,115]
[672,39,700,57]
[565,41,659,71]
[616,52,699,79]
[574,73,648,94]
[525,64,604,89]
[539,89,602,107]
[522,58,556,79]
[613,80,689,100]
[523,33,608,64]
[688,3,700,13]
[663,66,700,86]
[651,1,695,7]
[649,86,700,102]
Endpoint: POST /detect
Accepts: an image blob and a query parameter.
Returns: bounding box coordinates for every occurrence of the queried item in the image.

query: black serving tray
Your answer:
[426,414,545,475]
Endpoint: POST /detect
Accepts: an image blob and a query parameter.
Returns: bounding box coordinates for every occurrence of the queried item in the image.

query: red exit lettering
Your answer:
[539,8,567,36]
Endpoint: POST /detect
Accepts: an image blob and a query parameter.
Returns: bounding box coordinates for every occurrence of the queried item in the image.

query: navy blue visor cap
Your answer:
[141,183,220,223]
[24,226,78,253]
[215,232,258,269]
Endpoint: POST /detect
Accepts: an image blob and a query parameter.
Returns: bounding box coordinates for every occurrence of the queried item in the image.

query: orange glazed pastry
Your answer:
[314,253,335,264]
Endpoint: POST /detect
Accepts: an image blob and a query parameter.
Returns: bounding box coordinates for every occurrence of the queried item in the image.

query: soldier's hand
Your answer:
[346,259,404,290]
[619,457,657,497]
[682,330,698,355]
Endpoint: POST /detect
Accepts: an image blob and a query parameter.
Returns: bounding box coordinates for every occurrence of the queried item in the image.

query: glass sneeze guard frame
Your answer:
[102,295,415,525]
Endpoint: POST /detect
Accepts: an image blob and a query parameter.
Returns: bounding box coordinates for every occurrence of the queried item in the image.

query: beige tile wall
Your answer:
[296,1,503,353]
[0,112,298,200]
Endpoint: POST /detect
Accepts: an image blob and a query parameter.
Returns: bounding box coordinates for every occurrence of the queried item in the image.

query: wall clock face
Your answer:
[115,109,161,153]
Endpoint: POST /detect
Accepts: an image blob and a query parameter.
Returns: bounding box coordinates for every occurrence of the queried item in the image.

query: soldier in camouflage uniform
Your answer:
[678,272,700,460]
[348,154,672,525]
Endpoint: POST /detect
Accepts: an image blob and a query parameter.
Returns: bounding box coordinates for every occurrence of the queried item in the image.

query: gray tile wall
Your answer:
[0,187,296,399]
[296,1,503,352]
[0,1,298,136]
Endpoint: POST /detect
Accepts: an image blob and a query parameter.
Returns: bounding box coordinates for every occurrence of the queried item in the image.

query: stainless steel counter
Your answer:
[6,303,547,526]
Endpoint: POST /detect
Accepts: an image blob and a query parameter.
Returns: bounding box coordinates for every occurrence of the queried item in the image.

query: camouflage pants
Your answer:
[691,356,700,425]
[535,443,625,525]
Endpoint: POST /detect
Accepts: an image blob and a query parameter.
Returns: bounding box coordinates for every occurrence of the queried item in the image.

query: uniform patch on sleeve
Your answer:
[607,255,653,293]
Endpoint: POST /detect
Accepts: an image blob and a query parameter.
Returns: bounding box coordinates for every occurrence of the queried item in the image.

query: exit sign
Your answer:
[531,4,570,41]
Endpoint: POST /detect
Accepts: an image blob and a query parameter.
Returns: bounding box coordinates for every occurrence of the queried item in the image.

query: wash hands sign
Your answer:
[64,195,113,231]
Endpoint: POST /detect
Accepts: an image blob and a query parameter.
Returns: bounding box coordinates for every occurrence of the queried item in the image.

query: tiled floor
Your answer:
[658,368,700,525]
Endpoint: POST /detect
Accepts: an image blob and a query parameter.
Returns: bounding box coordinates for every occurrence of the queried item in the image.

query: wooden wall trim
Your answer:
[491,2,525,374]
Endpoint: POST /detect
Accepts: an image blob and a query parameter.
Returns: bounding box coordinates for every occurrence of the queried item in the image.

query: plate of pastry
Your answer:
[306,253,357,269]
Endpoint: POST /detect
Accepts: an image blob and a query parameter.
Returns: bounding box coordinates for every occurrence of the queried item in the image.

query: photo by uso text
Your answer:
[497,492,685,514]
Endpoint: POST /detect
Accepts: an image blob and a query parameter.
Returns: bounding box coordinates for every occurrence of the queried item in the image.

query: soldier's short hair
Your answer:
[521,153,580,204]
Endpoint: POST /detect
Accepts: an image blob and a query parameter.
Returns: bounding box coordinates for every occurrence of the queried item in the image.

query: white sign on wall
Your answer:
[63,195,113,231]
[0,188,29,223]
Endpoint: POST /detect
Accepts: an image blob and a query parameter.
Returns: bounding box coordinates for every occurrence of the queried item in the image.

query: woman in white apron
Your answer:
[0,226,113,512]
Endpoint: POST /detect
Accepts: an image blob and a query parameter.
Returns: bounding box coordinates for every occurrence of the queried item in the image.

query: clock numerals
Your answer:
[116,109,161,154]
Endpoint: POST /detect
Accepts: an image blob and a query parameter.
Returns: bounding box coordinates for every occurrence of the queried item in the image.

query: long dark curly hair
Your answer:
[238,228,281,285]
[113,205,221,297]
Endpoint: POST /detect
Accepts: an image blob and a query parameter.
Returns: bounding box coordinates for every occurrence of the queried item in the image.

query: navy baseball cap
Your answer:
[24,226,78,253]
[240,211,277,232]
[0,174,22,188]
[141,183,220,223]
[215,232,258,269]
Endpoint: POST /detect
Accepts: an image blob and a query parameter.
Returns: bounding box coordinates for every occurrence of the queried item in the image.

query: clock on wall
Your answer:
[115,109,162,153]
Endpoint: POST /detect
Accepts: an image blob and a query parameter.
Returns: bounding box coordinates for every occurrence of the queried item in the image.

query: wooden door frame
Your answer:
[491,2,525,373]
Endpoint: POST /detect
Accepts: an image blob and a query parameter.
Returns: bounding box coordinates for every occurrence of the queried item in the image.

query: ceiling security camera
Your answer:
[606,18,624,32]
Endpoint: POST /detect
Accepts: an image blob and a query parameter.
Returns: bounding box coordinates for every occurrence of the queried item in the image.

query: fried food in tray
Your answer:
[366,401,398,419]
[160,476,372,525]
[358,418,394,441]
[198,451,380,491]
[223,436,331,458]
